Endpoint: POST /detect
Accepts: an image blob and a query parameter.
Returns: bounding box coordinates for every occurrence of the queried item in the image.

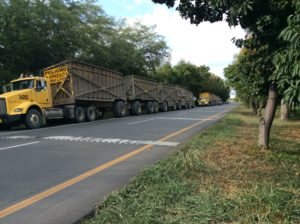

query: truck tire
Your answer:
[113,101,126,118]
[161,102,168,112]
[132,101,142,116]
[176,103,182,110]
[86,106,97,122]
[146,101,154,114]
[75,106,86,123]
[153,101,159,113]
[25,109,42,129]
[187,103,191,109]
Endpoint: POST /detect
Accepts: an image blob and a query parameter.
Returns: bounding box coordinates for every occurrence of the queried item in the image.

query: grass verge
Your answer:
[82,106,300,224]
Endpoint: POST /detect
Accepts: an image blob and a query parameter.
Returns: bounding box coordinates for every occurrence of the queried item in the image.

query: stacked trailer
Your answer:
[175,87,195,109]
[42,60,127,122]
[159,83,178,111]
[125,75,160,115]
[185,89,195,108]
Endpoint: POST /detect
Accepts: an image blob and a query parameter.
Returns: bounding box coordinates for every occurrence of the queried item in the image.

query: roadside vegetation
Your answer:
[153,0,300,148]
[82,106,300,224]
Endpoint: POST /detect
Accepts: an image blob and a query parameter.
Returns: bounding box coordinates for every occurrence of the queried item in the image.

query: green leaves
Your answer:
[0,0,169,82]
[153,60,230,102]
[274,1,300,105]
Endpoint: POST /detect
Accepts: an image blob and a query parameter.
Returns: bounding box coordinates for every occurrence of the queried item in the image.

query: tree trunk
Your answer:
[258,102,264,117]
[258,84,278,148]
[252,100,258,115]
[280,99,289,121]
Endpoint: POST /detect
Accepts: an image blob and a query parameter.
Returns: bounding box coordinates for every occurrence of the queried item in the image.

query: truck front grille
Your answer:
[0,98,7,115]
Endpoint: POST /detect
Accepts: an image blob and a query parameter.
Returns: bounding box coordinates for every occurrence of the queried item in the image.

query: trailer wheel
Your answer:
[146,101,154,114]
[153,101,159,113]
[161,102,168,112]
[132,101,142,116]
[86,106,97,122]
[75,107,86,123]
[176,103,182,110]
[187,103,191,109]
[25,109,42,129]
[113,101,126,118]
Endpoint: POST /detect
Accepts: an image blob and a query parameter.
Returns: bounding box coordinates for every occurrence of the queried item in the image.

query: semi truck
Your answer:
[198,92,222,106]
[0,60,194,129]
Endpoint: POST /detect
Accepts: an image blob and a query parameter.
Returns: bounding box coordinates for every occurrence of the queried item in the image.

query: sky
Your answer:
[98,0,245,83]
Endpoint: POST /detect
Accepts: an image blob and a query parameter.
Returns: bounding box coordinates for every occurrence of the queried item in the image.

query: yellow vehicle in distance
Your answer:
[198,92,222,106]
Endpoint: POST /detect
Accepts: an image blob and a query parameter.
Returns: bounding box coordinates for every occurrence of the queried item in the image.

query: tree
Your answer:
[152,0,296,148]
[154,60,230,101]
[0,0,169,82]
[274,1,300,107]
[225,49,269,116]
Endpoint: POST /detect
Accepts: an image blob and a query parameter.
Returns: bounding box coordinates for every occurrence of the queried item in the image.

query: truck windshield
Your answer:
[11,80,34,91]
[2,84,12,93]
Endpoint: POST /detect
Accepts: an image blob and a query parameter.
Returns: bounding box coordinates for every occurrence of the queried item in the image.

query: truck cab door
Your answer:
[35,79,51,108]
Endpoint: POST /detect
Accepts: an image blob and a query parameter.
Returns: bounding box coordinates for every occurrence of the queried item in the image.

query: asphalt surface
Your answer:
[0,104,235,224]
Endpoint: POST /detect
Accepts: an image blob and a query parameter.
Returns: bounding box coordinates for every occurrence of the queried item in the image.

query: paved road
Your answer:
[0,104,234,224]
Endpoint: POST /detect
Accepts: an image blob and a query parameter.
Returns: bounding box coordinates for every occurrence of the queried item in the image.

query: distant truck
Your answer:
[0,60,194,129]
[198,92,222,106]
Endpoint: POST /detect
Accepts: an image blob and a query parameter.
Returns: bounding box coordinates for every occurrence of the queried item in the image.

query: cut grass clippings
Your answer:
[82,106,300,224]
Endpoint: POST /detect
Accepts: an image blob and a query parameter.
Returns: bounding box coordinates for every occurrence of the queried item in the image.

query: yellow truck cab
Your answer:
[0,75,52,129]
[198,92,223,106]
[198,92,212,106]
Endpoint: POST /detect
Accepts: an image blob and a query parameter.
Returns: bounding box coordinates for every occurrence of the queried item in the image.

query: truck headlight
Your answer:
[14,108,23,112]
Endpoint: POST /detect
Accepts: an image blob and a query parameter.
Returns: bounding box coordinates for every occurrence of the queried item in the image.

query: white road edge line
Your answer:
[0,141,40,151]
[157,117,217,121]
[128,118,155,125]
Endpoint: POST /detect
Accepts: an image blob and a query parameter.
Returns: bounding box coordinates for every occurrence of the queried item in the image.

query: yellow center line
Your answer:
[0,109,229,219]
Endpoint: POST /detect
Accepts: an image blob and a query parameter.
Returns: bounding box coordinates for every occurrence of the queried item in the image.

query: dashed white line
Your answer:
[0,141,40,151]
[128,118,155,125]
[157,117,217,121]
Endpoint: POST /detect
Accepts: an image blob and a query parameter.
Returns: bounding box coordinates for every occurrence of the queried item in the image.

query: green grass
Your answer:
[82,107,300,224]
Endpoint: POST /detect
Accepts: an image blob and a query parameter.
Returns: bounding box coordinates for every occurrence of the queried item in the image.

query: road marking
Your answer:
[0,141,40,151]
[128,118,155,125]
[43,136,179,147]
[0,109,230,219]
[1,136,179,147]
[2,136,36,140]
[157,117,216,121]
[128,117,216,125]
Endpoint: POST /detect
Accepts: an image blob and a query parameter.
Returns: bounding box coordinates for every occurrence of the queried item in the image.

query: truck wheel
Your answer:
[153,101,159,113]
[25,109,42,129]
[176,103,182,110]
[161,102,168,112]
[86,106,97,122]
[113,101,126,118]
[187,103,191,109]
[132,101,142,116]
[75,107,86,123]
[146,101,154,114]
